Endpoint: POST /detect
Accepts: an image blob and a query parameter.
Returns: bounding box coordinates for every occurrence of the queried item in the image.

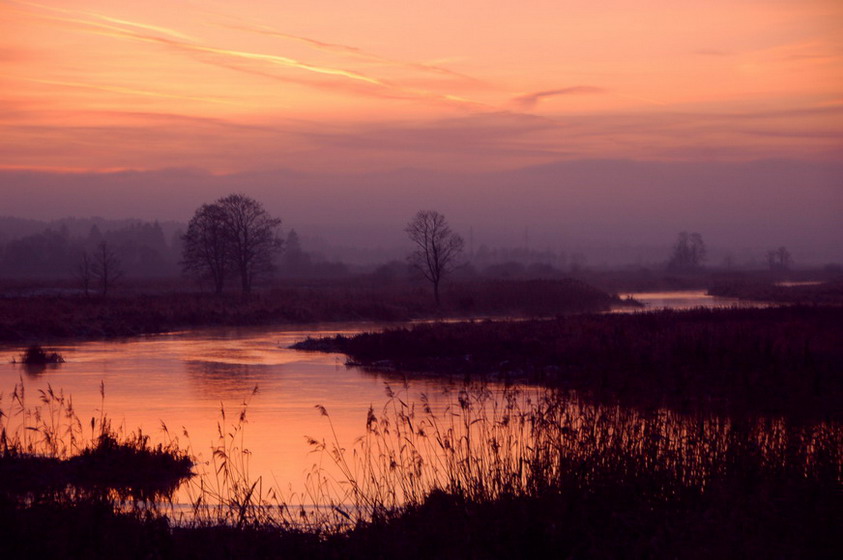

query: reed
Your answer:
[304,383,841,557]
[1,378,839,558]
[0,379,192,508]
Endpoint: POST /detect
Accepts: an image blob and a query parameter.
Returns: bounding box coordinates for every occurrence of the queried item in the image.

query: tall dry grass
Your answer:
[303,382,841,527]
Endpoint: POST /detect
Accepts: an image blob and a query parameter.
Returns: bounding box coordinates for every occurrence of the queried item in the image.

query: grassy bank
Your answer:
[295,306,843,421]
[0,278,630,342]
[709,278,843,305]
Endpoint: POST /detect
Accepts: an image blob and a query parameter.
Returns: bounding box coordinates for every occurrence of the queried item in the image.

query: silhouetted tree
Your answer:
[406,210,464,305]
[668,232,706,271]
[218,194,282,295]
[766,246,792,271]
[182,203,230,294]
[76,251,93,297]
[182,195,282,295]
[92,241,123,296]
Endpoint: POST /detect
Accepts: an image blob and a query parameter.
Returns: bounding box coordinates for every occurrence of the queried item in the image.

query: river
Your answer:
[0,290,760,510]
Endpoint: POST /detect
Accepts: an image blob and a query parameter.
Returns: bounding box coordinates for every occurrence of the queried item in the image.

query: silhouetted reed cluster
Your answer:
[18,344,64,365]
[0,381,193,508]
[301,383,840,558]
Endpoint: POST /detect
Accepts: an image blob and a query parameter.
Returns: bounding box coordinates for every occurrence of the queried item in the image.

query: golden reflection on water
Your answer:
[614,290,764,312]
[1,306,831,513]
[0,325,460,505]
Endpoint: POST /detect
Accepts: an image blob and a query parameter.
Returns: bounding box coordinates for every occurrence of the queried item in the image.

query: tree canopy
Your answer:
[182,194,281,295]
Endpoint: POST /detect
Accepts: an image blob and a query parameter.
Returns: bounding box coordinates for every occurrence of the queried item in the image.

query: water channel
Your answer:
[0,290,757,509]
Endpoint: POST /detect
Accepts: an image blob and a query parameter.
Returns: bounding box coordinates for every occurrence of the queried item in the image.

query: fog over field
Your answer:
[2,158,841,265]
[2,1,841,267]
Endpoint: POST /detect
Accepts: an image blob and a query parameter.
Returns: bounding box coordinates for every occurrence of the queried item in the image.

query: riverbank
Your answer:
[708,278,843,305]
[294,305,843,422]
[0,278,633,342]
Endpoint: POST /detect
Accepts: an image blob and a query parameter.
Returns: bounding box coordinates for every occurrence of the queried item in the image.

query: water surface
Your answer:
[0,291,771,505]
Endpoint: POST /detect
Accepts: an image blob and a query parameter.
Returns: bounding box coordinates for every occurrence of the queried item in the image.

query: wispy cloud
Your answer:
[511,86,605,110]
[8,0,192,40]
[10,1,486,109]
[218,21,480,83]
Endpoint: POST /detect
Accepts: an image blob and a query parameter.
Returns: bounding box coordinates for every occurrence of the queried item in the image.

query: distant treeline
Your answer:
[0,217,181,279]
[0,217,345,282]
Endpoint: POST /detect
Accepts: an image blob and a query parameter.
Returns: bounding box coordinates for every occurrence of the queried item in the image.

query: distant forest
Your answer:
[0,217,183,279]
[1,215,836,287]
[0,216,347,281]
[0,215,588,283]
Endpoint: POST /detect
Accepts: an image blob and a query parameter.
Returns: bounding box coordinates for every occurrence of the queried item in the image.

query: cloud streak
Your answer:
[10,1,486,110]
[218,21,480,83]
[511,87,606,110]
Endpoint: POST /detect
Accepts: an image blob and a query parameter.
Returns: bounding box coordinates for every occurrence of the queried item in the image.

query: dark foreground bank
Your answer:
[2,384,840,559]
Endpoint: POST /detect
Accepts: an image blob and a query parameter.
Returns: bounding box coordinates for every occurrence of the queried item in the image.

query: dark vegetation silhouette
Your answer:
[405,210,464,305]
[0,277,630,342]
[182,194,282,295]
[0,220,176,283]
[0,378,839,559]
[294,305,843,421]
[766,245,793,270]
[667,231,706,271]
[76,250,93,296]
[182,203,231,295]
[18,344,64,365]
[90,241,123,297]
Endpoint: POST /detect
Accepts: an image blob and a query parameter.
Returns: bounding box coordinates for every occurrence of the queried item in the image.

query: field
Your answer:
[0,277,631,342]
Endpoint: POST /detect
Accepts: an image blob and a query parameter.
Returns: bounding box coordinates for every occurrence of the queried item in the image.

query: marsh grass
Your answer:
[0,379,192,508]
[300,382,842,557]
[308,383,841,513]
[0,278,627,342]
[0,376,839,558]
[299,306,843,421]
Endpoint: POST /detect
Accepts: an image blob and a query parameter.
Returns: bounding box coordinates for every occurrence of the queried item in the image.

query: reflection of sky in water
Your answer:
[0,325,409,503]
[0,296,773,504]
[616,290,764,312]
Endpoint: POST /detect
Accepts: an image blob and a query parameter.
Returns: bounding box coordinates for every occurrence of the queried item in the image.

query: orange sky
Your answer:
[1,0,842,174]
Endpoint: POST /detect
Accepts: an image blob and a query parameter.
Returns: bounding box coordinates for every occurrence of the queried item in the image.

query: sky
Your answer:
[1,0,841,261]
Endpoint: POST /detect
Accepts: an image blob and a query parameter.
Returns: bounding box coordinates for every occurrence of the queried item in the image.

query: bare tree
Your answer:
[181,194,282,295]
[92,241,123,296]
[182,203,230,294]
[76,251,93,297]
[766,246,792,271]
[405,210,464,305]
[668,232,706,271]
[217,194,282,295]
